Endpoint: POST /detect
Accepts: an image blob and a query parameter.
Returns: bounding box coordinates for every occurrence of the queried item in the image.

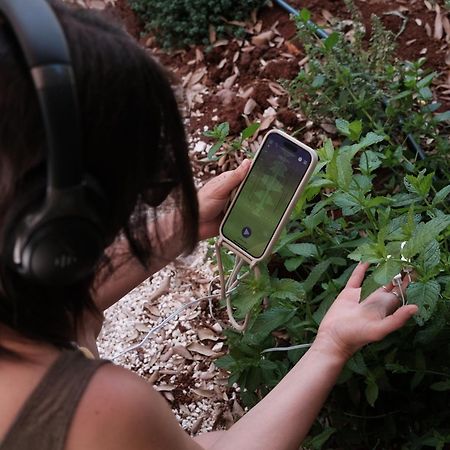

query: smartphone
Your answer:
[219,130,318,264]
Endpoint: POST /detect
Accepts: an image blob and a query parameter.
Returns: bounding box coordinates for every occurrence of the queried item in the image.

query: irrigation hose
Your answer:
[273,0,427,160]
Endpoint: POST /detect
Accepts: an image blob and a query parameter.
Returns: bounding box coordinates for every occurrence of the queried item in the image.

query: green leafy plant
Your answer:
[203,122,259,161]
[216,128,450,448]
[287,2,450,184]
[128,0,267,48]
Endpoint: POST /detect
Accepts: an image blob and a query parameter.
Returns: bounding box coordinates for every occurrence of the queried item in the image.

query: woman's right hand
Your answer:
[314,262,418,361]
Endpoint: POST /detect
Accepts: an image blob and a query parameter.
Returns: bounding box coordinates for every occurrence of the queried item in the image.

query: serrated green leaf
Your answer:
[302,427,336,450]
[419,86,432,100]
[403,216,450,258]
[347,352,368,375]
[284,257,303,272]
[364,196,394,209]
[324,140,338,183]
[435,111,450,122]
[324,32,339,51]
[404,170,434,198]
[420,239,440,271]
[407,280,441,325]
[433,185,450,205]
[389,90,412,102]
[391,192,421,207]
[365,374,379,407]
[385,214,420,240]
[270,278,305,301]
[232,271,271,317]
[351,174,373,195]
[303,210,327,234]
[208,141,224,159]
[372,259,403,285]
[312,74,325,88]
[214,354,235,370]
[430,380,450,391]
[335,118,350,136]
[274,230,307,253]
[348,243,380,263]
[247,307,297,341]
[414,309,446,345]
[317,138,335,162]
[332,192,362,216]
[299,8,311,22]
[417,72,437,88]
[217,121,230,137]
[349,120,363,141]
[359,150,382,173]
[287,243,319,258]
[336,151,353,190]
[303,260,332,293]
[241,122,260,140]
[361,272,380,299]
[342,132,385,158]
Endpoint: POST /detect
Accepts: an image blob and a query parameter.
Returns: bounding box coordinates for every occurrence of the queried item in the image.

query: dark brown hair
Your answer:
[0,1,198,353]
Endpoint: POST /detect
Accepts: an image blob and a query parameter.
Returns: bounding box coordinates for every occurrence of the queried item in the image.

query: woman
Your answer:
[0,2,418,449]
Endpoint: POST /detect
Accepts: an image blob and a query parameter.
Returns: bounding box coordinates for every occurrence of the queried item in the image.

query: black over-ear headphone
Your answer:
[0,0,106,286]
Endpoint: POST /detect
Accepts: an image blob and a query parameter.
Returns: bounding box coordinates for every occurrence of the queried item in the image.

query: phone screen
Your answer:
[221,132,313,259]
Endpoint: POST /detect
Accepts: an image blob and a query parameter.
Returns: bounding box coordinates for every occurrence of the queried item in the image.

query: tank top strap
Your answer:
[0,349,109,450]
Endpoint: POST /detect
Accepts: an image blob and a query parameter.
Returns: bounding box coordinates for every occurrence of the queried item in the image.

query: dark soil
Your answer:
[109,0,449,173]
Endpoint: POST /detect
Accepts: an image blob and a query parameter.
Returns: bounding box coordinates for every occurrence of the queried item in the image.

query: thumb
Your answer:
[232,158,251,182]
[216,159,251,196]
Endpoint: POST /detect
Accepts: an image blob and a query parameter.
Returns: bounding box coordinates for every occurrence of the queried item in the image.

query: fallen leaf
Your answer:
[434,9,443,40]
[191,415,205,434]
[223,73,238,90]
[154,383,177,391]
[172,345,193,359]
[197,328,220,341]
[244,98,257,115]
[189,67,207,87]
[322,8,334,22]
[284,41,301,56]
[192,388,216,398]
[259,114,276,131]
[187,342,217,357]
[251,30,274,46]
[135,323,151,332]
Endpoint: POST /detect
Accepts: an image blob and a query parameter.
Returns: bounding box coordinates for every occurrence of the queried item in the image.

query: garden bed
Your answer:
[68,0,450,444]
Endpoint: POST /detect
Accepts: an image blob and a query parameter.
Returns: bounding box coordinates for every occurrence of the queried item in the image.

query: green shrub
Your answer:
[287,3,450,184]
[128,0,267,48]
[212,4,450,448]
[216,130,450,448]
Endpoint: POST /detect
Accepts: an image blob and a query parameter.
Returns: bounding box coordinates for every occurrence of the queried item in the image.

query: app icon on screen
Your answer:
[242,227,252,238]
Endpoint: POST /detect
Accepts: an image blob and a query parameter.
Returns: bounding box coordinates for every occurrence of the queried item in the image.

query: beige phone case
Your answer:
[218,129,318,266]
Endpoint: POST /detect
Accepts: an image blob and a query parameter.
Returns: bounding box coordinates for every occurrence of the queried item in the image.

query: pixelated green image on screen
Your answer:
[222,136,310,258]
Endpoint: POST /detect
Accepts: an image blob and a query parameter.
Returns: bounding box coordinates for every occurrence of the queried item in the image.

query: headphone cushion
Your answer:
[18,217,103,286]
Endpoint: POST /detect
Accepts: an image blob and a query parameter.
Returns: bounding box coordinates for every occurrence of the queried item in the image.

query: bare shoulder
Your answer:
[66,363,203,450]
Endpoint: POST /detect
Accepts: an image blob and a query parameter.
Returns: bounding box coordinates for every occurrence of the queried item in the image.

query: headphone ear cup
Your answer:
[20,216,104,285]
[4,179,106,286]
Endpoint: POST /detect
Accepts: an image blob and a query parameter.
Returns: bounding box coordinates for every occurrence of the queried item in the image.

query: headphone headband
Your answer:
[0,0,106,285]
[0,0,82,190]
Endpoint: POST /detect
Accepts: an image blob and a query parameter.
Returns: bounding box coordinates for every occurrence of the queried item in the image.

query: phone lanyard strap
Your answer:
[214,239,266,332]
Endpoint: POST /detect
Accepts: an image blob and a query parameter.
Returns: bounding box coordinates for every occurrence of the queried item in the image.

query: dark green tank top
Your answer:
[0,349,109,450]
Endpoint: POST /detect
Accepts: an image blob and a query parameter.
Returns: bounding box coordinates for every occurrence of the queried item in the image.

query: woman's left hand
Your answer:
[315,262,418,361]
[197,159,251,241]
